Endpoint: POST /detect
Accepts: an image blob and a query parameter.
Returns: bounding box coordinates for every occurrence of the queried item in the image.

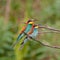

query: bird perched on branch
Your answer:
[12,20,34,47]
[19,25,39,50]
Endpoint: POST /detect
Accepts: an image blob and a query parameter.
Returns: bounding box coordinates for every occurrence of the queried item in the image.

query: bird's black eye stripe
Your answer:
[27,20,32,23]
[33,25,38,27]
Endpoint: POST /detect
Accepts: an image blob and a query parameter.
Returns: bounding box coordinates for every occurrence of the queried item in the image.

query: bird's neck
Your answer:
[27,24,32,27]
[34,28,38,30]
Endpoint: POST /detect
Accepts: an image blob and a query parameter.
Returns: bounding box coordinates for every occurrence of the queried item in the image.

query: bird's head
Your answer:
[34,25,39,28]
[25,19,35,25]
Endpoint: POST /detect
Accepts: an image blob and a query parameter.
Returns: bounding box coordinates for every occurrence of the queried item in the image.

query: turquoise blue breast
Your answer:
[25,24,32,33]
[30,28,38,37]
[17,24,32,41]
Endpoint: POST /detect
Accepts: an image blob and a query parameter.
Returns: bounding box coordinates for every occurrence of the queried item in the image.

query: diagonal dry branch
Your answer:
[23,32,60,49]
[38,31,60,34]
[38,24,60,32]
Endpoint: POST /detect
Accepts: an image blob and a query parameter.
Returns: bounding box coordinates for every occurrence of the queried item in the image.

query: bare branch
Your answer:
[24,32,60,49]
[38,25,60,32]
[38,31,60,34]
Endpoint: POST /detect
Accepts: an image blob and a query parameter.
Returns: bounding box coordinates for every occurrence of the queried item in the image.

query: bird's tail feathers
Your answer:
[11,34,23,48]
[11,40,19,48]
[19,42,24,50]
[19,37,28,50]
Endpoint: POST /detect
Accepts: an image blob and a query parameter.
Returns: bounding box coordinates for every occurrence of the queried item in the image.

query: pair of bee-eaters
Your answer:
[12,19,39,49]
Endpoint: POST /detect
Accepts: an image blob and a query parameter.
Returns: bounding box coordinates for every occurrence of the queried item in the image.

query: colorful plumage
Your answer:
[12,20,34,47]
[19,25,39,49]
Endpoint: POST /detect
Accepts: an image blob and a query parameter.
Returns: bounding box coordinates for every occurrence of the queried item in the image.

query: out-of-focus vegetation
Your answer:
[0,0,60,60]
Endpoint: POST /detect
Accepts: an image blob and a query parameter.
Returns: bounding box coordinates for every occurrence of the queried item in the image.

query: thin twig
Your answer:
[24,32,60,49]
[38,25,60,32]
[38,31,60,34]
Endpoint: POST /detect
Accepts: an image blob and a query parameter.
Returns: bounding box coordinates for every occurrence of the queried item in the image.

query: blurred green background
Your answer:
[0,0,60,60]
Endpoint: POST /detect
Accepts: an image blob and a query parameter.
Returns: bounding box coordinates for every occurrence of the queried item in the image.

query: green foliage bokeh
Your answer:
[0,0,60,60]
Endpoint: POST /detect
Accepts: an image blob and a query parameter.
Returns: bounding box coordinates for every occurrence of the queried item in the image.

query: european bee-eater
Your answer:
[12,20,34,47]
[19,25,39,49]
